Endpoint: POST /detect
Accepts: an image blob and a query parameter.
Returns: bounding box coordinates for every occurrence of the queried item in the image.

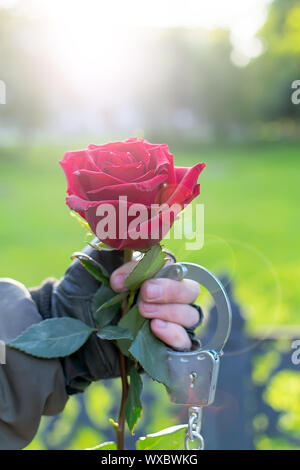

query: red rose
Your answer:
[60,137,205,250]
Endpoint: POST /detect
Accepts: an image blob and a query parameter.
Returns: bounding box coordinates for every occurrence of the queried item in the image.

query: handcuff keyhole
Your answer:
[189,371,198,388]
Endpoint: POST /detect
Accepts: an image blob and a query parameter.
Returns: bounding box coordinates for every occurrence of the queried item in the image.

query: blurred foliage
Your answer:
[251,368,300,450]
[245,0,300,127]
[252,350,281,385]
[264,370,300,438]
[259,0,300,55]
[0,9,53,135]
[255,435,300,450]
[24,376,179,450]
[253,413,269,433]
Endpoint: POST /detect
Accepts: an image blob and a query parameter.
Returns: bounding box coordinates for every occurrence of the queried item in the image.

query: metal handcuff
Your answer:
[156,262,232,450]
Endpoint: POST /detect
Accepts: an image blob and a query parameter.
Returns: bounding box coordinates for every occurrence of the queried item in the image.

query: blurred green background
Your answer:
[0,0,300,450]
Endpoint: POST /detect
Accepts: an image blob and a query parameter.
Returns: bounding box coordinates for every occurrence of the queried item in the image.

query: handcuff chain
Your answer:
[185,406,205,450]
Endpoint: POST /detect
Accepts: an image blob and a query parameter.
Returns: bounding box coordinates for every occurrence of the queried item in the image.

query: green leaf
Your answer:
[125,365,143,435]
[97,325,133,340]
[8,318,96,358]
[118,305,145,338]
[92,285,122,328]
[96,291,127,314]
[124,244,166,291]
[71,251,110,278]
[117,305,145,356]
[129,321,171,387]
[125,290,136,313]
[70,211,93,233]
[87,441,117,450]
[88,241,116,252]
[136,425,187,450]
[72,257,109,286]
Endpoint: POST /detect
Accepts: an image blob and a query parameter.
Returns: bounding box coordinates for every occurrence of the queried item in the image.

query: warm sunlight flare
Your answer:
[2,0,270,63]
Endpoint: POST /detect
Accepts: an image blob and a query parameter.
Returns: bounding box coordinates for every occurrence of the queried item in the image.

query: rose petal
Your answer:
[59,150,99,196]
[156,183,191,206]
[86,173,167,205]
[66,194,101,212]
[133,169,155,182]
[149,146,176,184]
[174,163,206,185]
[88,139,151,165]
[73,169,123,196]
[167,163,206,206]
[87,149,130,170]
[103,161,146,181]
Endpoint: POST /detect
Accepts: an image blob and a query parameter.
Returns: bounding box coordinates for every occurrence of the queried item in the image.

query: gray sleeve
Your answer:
[0,279,68,450]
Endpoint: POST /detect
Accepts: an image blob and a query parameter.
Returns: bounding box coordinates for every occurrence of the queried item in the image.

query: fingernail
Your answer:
[154,319,167,329]
[113,274,127,290]
[145,281,162,301]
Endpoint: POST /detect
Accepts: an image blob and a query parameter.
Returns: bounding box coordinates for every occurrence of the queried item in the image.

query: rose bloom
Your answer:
[60,138,205,250]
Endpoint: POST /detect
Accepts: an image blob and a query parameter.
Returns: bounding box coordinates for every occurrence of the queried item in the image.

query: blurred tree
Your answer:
[0,8,46,139]
[188,29,245,139]
[260,0,300,55]
[0,8,56,141]
[246,0,300,124]
[132,28,244,140]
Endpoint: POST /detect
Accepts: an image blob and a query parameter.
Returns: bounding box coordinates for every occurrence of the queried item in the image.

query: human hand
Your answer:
[110,258,201,351]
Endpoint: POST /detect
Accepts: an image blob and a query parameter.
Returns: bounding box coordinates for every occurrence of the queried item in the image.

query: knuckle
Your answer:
[141,279,165,302]
[165,280,179,302]
[158,304,171,321]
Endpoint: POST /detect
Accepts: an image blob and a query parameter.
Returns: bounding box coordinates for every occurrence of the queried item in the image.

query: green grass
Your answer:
[0,142,299,331]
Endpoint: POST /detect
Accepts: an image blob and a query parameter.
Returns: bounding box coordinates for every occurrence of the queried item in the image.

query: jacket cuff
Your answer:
[29,278,56,320]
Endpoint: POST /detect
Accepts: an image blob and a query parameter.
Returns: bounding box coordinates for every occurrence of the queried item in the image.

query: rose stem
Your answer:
[116,248,133,450]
